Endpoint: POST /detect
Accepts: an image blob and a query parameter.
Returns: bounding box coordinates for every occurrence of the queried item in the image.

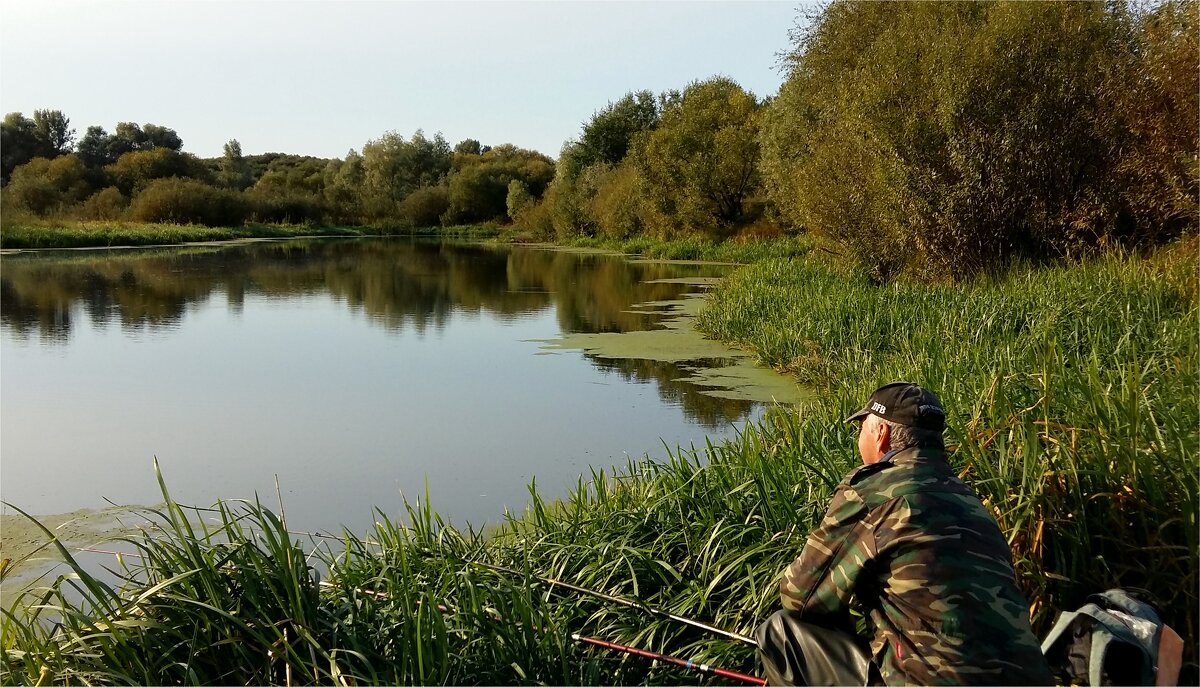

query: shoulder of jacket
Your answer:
[845,460,893,488]
[847,448,965,500]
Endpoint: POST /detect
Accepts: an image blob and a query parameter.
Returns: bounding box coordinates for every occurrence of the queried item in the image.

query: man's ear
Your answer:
[876,420,891,451]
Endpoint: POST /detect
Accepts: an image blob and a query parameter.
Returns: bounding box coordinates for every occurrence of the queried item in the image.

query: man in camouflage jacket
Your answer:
[759,382,1052,685]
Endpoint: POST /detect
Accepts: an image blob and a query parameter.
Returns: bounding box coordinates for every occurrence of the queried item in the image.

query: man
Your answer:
[757,382,1052,685]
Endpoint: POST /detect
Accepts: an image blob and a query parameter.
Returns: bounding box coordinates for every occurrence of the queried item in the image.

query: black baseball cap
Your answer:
[845,382,945,431]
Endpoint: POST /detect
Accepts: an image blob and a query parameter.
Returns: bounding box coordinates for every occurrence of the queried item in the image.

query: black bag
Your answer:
[1040,589,1171,686]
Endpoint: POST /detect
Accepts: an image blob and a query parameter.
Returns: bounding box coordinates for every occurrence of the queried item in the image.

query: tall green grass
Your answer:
[2,242,1195,684]
[550,234,815,264]
[697,243,1199,641]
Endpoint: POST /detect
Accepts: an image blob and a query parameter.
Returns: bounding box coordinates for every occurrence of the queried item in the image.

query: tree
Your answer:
[572,91,659,176]
[506,180,533,220]
[360,129,452,220]
[1,113,39,183]
[443,145,554,224]
[2,110,74,182]
[219,139,252,190]
[72,122,185,169]
[142,124,183,151]
[454,138,483,156]
[634,77,762,235]
[32,110,75,156]
[76,126,111,168]
[759,1,1193,280]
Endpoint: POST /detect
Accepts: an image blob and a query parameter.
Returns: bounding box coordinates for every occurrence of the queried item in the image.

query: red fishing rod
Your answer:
[321,580,765,685]
[572,633,766,686]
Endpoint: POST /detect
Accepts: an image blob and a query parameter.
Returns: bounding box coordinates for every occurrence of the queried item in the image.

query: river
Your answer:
[0,238,802,537]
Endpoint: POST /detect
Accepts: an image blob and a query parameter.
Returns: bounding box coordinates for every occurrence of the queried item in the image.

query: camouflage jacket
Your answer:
[779,447,1052,685]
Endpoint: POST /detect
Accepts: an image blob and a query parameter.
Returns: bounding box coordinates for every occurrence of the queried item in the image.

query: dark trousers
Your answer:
[756,610,879,686]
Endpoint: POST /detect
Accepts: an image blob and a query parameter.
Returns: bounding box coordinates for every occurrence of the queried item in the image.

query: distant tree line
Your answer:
[2,0,1194,279]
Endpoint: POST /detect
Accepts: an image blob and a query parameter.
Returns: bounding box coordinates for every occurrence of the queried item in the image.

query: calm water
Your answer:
[1,238,787,533]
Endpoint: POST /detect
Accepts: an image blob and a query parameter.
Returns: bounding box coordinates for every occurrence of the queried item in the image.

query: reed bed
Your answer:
[555,234,815,264]
[2,242,1195,684]
[697,242,1199,643]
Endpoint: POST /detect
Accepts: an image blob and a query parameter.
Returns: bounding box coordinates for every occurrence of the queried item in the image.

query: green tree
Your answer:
[32,109,75,156]
[506,179,533,220]
[454,138,483,156]
[761,0,1191,279]
[443,145,554,224]
[554,91,659,186]
[247,155,329,224]
[76,126,111,168]
[565,90,659,179]
[360,130,452,220]
[2,110,74,182]
[1105,0,1199,243]
[218,139,252,190]
[1,113,39,183]
[634,77,762,235]
[322,150,365,224]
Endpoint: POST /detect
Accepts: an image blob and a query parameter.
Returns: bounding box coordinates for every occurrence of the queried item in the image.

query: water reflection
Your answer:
[1,238,785,531]
[1,239,756,429]
[2,240,713,341]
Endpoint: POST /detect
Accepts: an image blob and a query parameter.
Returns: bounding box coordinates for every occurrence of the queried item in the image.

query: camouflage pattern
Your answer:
[779,447,1052,685]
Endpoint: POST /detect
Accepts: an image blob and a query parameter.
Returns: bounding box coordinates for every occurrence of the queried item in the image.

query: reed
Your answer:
[550,234,815,264]
[2,241,1195,684]
[697,242,1199,641]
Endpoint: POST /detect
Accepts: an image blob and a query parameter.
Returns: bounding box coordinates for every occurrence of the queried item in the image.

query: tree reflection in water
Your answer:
[1,238,756,426]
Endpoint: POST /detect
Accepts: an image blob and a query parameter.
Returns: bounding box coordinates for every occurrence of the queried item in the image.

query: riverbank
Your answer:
[2,237,1196,684]
[0,221,505,250]
[0,219,813,264]
[0,220,374,250]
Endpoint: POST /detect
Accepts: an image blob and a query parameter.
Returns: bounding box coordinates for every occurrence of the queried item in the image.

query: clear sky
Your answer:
[0,1,802,161]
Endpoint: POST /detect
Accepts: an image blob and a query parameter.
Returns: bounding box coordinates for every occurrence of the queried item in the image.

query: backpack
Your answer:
[1041,588,1183,686]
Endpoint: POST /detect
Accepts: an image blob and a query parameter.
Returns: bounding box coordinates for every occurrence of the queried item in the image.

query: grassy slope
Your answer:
[2,239,1196,685]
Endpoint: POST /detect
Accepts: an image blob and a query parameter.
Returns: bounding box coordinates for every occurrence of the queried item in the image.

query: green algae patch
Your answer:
[1,506,148,605]
[535,287,807,406]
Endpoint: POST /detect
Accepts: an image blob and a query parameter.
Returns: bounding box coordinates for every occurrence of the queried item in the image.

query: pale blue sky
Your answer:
[1,1,802,160]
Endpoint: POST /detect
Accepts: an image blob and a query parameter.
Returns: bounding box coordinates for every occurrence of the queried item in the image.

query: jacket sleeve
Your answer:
[779,482,874,629]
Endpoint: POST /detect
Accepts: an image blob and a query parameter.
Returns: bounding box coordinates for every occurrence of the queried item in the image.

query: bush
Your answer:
[586,163,646,239]
[509,192,555,241]
[247,192,324,225]
[128,178,248,227]
[397,185,450,228]
[77,186,128,221]
[4,155,91,216]
[105,148,214,195]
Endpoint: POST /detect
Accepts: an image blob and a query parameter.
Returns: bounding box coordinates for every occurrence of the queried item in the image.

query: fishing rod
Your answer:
[471,561,758,647]
[56,549,765,684]
[323,580,765,685]
[573,633,766,686]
